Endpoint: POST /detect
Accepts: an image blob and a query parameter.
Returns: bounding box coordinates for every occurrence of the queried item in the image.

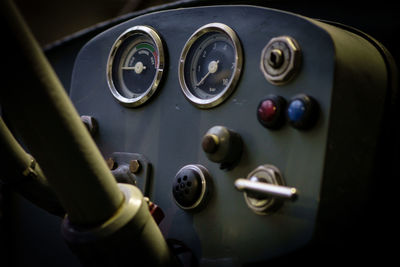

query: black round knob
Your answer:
[201,126,243,169]
[172,165,211,210]
[202,134,219,153]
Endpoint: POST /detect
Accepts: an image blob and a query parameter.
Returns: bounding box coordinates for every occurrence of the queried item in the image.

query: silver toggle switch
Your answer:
[234,165,298,215]
[235,178,298,201]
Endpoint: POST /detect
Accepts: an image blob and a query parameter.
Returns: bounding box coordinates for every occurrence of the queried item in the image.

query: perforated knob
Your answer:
[172,165,212,210]
[173,168,202,208]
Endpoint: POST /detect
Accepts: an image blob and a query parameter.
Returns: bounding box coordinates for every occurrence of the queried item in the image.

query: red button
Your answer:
[258,99,277,123]
[257,95,286,129]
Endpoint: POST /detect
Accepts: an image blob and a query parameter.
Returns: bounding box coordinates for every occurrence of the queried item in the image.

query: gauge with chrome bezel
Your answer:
[178,23,243,108]
[107,25,165,107]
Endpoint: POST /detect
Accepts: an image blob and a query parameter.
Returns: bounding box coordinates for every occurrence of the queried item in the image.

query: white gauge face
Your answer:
[179,23,243,108]
[107,26,164,107]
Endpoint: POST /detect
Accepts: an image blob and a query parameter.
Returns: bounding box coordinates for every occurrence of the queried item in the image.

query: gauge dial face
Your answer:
[107,26,164,107]
[179,23,243,108]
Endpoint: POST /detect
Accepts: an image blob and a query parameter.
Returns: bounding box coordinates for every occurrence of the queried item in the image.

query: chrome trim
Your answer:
[106,25,165,107]
[178,23,243,109]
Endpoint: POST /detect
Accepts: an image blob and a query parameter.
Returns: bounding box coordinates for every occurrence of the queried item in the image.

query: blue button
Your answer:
[287,99,306,122]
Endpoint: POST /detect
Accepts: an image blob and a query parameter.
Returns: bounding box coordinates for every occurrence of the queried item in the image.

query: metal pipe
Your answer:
[0,118,64,216]
[0,118,33,175]
[0,0,123,226]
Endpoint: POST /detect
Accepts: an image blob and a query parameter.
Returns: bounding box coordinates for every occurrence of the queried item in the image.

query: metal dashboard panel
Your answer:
[69,5,384,265]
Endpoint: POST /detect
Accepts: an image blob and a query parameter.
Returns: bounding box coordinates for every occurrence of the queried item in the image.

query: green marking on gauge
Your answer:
[107,25,165,107]
[136,43,158,66]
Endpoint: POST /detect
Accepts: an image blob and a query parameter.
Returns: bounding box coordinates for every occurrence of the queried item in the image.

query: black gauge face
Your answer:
[107,26,164,107]
[179,23,243,108]
[185,32,235,99]
[116,37,158,97]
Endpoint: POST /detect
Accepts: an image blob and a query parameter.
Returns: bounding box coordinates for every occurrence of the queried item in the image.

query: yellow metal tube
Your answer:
[0,0,123,227]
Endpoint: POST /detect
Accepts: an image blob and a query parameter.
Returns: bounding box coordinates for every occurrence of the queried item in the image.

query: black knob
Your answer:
[172,165,212,210]
[202,134,219,154]
[202,126,243,169]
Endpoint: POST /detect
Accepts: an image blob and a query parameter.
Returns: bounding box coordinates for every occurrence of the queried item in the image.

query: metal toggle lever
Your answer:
[235,165,298,215]
[234,178,298,201]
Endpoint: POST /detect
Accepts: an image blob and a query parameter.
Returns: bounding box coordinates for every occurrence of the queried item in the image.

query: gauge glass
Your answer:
[179,23,243,108]
[107,26,164,107]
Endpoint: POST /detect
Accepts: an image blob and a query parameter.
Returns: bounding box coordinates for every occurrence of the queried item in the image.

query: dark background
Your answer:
[14,0,176,46]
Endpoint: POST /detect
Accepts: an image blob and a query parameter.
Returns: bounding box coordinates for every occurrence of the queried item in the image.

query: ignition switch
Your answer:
[260,36,301,85]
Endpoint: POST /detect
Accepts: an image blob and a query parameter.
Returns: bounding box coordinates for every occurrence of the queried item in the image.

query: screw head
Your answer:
[129,160,141,174]
[81,115,98,136]
[106,158,117,170]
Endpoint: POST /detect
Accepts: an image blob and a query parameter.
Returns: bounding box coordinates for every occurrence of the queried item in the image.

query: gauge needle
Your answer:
[122,61,147,74]
[196,60,219,86]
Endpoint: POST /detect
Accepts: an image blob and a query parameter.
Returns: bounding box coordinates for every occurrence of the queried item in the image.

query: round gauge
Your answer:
[107,26,164,107]
[178,23,243,108]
